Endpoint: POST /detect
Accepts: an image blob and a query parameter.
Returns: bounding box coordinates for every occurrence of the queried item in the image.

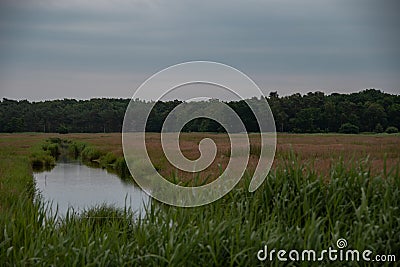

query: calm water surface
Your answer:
[34,161,150,217]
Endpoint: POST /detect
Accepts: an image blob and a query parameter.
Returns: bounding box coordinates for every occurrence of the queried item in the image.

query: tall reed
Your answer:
[1,151,399,266]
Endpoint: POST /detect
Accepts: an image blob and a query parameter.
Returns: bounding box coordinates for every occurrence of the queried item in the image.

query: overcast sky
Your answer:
[0,0,399,101]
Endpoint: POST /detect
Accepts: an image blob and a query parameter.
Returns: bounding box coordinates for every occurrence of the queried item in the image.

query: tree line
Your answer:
[1,89,399,134]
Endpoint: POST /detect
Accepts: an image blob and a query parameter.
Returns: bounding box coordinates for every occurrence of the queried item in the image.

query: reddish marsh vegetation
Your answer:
[61,133,400,183]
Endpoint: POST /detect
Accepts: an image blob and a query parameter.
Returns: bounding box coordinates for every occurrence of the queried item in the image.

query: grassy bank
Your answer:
[0,134,59,214]
[0,133,399,266]
[67,139,131,180]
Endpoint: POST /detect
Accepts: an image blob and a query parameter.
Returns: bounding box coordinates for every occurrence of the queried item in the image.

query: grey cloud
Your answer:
[0,0,399,100]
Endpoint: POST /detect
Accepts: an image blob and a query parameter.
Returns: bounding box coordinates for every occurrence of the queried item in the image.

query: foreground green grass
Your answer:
[0,138,399,266]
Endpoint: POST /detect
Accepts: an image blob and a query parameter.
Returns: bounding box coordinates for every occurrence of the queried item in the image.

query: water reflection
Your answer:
[34,160,150,218]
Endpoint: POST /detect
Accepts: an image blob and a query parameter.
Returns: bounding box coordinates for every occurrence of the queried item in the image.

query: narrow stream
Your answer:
[34,160,150,218]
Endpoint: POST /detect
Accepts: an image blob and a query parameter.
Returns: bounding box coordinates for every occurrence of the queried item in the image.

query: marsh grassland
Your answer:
[0,133,399,266]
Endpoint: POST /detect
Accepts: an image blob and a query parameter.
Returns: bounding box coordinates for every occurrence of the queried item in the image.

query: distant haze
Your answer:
[0,0,399,101]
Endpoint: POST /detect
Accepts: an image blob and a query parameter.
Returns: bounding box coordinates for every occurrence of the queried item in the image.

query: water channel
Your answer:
[34,160,150,218]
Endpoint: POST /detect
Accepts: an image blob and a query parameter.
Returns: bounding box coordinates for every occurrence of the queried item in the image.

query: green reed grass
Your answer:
[0,139,399,266]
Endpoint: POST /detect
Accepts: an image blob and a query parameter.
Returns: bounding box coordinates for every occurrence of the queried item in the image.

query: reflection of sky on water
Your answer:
[34,162,150,218]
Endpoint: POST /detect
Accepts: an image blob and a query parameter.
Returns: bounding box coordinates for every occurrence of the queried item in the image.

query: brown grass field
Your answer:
[1,132,398,183]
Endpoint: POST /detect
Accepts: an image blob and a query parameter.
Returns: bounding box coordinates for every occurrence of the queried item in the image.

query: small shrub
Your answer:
[34,140,60,165]
[385,126,398,134]
[68,141,87,159]
[48,137,61,144]
[339,123,359,134]
[81,147,103,162]
[57,125,69,134]
[100,152,117,166]
[30,155,45,169]
[115,157,131,179]
[29,151,55,170]
[374,123,384,133]
[42,143,59,158]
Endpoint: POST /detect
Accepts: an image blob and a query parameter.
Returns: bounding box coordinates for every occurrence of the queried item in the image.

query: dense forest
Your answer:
[1,89,399,134]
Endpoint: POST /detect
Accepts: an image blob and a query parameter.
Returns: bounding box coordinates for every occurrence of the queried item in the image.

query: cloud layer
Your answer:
[0,0,399,100]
